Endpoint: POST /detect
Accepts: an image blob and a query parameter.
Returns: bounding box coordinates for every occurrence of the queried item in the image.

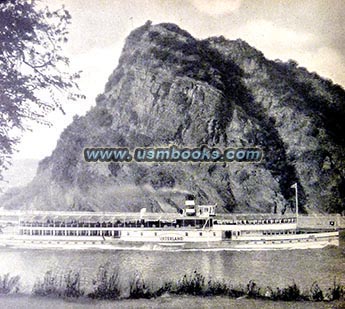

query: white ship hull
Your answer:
[0,230,339,251]
[0,207,340,251]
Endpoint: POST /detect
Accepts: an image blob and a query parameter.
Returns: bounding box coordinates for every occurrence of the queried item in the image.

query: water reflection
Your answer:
[0,247,343,293]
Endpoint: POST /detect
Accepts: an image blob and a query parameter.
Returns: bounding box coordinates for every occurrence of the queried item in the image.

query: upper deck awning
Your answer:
[0,209,299,223]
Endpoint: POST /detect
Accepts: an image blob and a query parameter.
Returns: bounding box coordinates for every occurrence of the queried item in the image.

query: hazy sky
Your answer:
[13,0,345,160]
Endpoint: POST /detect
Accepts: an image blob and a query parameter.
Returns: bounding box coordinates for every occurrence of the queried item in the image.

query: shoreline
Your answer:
[1,267,344,303]
[0,294,344,309]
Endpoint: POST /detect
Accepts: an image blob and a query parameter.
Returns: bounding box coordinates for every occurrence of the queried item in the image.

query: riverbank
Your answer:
[0,231,343,307]
[1,267,344,304]
[1,294,344,309]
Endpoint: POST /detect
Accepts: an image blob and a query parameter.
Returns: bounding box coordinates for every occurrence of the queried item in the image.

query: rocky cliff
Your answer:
[2,22,345,213]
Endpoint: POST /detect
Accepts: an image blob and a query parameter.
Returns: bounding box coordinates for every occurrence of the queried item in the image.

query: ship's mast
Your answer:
[291,183,298,225]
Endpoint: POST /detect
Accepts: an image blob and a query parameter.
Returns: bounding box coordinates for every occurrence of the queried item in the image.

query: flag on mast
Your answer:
[290,183,297,189]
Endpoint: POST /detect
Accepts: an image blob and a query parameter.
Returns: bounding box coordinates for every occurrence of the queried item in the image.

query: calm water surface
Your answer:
[0,237,344,293]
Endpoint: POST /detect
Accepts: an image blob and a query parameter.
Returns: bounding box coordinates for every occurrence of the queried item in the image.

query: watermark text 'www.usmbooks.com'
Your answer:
[83,145,263,163]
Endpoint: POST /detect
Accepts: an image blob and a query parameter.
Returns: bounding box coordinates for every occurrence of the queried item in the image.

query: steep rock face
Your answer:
[2,22,345,213]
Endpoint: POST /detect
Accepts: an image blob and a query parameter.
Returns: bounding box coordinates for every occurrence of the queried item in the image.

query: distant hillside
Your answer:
[1,22,344,213]
[0,159,38,195]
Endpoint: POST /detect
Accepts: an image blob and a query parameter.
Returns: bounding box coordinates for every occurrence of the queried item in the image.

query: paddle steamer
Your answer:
[0,196,339,250]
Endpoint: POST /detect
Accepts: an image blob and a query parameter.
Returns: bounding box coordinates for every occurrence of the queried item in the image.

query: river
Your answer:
[0,234,344,295]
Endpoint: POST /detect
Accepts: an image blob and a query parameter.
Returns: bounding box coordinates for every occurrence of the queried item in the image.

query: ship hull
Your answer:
[0,231,339,251]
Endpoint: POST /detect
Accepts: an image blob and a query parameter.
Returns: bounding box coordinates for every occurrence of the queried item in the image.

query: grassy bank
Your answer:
[1,266,344,303]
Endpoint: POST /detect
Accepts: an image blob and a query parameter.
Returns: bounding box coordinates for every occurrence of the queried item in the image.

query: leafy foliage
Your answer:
[88,264,121,299]
[128,271,154,299]
[0,273,20,294]
[32,270,84,298]
[2,266,340,302]
[309,281,323,301]
[174,271,206,295]
[0,0,83,181]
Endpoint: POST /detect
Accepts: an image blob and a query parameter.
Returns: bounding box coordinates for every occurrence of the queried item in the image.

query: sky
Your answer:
[12,0,345,161]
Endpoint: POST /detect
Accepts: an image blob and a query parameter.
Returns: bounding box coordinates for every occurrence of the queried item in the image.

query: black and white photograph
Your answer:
[0,0,344,308]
